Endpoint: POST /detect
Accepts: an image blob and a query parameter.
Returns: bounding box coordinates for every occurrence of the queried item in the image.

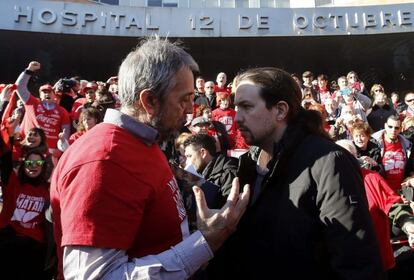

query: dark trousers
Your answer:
[0,226,47,279]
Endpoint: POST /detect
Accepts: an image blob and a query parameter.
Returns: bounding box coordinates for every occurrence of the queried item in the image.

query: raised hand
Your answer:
[193,177,250,252]
[28,61,41,72]
[0,84,15,102]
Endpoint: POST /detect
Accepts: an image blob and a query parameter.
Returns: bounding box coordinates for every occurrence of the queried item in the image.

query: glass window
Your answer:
[275,0,290,7]
[221,0,235,8]
[205,0,219,7]
[94,0,120,4]
[235,0,250,8]
[190,0,204,8]
[148,0,162,6]
[163,0,178,7]
[260,0,275,8]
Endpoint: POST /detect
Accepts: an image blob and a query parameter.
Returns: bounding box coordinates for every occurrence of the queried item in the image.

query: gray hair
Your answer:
[118,36,199,112]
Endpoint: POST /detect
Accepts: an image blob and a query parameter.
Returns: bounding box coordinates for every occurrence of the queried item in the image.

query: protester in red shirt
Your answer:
[70,81,97,122]
[372,115,411,192]
[214,72,232,95]
[69,107,101,144]
[0,150,52,279]
[212,92,237,148]
[15,62,70,156]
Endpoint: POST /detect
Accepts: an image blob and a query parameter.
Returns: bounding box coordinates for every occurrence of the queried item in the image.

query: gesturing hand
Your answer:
[404,223,414,248]
[193,177,250,252]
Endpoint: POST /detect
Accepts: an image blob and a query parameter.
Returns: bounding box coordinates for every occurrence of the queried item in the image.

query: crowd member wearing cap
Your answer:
[190,116,210,134]
[196,104,230,154]
[184,133,238,208]
[15,61,70,157]
[70,81,97,122]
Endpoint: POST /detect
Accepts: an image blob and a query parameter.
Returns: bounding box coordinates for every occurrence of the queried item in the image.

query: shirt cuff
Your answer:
[174,230,214,276]
[24,69,35,75]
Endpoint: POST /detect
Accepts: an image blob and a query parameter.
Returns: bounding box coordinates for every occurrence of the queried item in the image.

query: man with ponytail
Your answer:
[206,67,384,280]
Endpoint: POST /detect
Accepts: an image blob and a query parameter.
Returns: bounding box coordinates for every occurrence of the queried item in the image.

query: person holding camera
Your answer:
[15,61,70,159]
[54,78,78,114]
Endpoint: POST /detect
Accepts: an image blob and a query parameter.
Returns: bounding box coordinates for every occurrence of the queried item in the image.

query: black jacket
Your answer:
[355,138,384,175]
[207,124,384,280]
[202,153,238,208]
[367,104,396,132]
[194,93,217,110]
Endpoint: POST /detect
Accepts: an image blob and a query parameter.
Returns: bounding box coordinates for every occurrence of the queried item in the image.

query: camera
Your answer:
[56,78,76,93]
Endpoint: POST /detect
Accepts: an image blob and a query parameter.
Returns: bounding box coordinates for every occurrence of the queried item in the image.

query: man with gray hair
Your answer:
[50,37,250,280]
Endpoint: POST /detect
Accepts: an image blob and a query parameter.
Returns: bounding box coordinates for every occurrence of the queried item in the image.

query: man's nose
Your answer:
[185,100,193,114]
[235,111,242,124]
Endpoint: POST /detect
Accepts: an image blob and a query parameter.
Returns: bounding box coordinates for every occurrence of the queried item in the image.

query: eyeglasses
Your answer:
[24,160,45,168]
[406,99,414,103]
[387,124,401,130]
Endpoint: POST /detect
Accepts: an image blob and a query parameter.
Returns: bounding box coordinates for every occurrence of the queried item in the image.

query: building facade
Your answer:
[1,0,414,92]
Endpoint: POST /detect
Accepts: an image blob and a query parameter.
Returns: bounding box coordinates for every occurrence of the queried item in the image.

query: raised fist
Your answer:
[28,61,41,72]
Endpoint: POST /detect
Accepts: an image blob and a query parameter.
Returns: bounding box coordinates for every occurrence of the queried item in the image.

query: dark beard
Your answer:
[149,109,185,143]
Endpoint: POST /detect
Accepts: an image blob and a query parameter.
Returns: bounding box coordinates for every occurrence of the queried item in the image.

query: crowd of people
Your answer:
[0,36,414,279]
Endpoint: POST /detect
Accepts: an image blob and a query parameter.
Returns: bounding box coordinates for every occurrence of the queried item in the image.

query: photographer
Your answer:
[54,78,77,113]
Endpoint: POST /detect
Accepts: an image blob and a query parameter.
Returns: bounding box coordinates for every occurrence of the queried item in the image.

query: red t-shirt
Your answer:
[214,85,232,95]
[68,131,85,145]
[382,137,405,191]
[212,107,237,148]
[70,97,87,121]
[0,172,49,242]
[51,123,188,276]
[362,168,402,271]
[21,96,70,149]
